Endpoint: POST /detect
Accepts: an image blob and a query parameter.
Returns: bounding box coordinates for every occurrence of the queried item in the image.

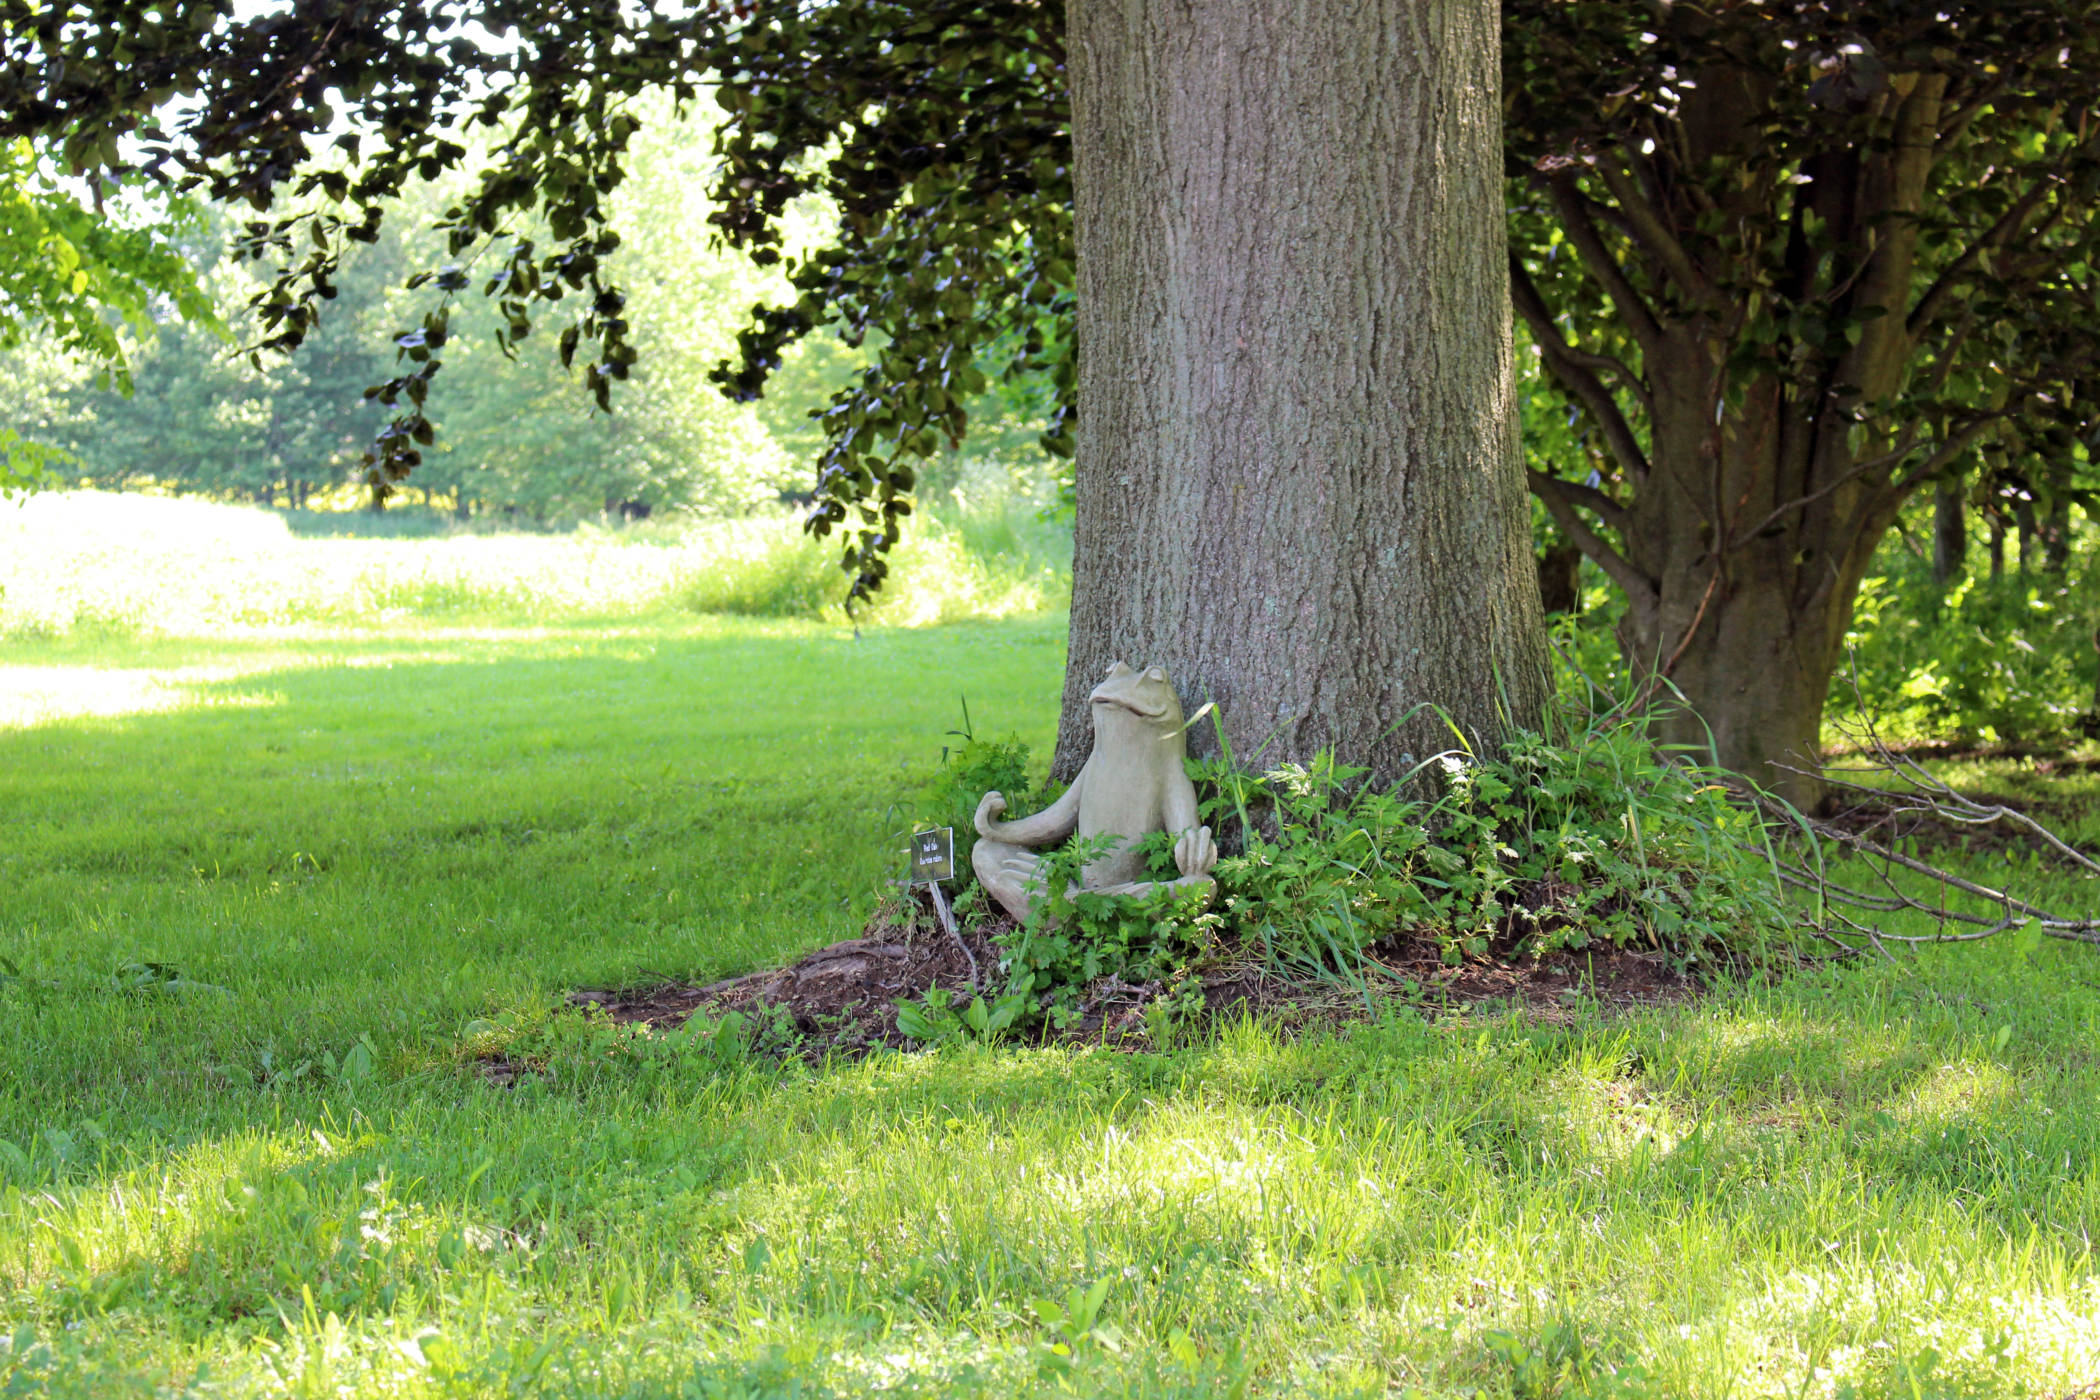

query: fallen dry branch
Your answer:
[1754,703,2099,961]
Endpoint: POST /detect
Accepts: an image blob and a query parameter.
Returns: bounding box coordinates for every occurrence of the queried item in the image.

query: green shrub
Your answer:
[1198,714,1791,977]
[676,533,847,616]
[1844,568,2095,746]
[925,699,1790,1037]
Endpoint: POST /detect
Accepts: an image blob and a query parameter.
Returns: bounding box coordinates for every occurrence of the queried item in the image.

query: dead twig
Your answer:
[1741,660,2099,958]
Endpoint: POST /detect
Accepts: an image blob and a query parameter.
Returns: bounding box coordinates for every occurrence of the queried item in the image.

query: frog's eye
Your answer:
[1106,660,1129,677]
[1145,667,1166,682]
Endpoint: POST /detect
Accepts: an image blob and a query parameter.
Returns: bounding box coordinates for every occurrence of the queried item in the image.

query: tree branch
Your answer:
[1544,174,1666,354]
[1935,64,2026,152]
[1727,416,1997,550]
[1528,469,1657,603]
[1888,415,2007,498]
[1591,144,1721,311]
[1508,254,1654,481]
[1908,154,2080,337]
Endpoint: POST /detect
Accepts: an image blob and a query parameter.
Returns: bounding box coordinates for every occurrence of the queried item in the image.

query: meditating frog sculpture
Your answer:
[972,661,1218,923]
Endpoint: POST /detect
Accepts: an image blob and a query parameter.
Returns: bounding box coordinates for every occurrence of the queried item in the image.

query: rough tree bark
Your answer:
[1055,0,1549,782]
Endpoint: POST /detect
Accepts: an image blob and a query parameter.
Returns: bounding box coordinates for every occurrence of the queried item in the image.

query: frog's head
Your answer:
[1088,661,1184,732]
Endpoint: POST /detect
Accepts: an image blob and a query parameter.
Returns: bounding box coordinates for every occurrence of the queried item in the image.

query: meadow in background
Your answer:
[0,487,1070,645]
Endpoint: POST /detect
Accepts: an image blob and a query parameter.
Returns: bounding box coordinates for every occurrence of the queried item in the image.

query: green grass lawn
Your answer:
[4,611,2100,1398]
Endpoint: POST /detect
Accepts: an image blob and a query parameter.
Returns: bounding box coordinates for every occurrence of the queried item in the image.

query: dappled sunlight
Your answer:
[0,647,510,727]
[1547,1068,1687,1165]
[1730,1265,2100,1399]
[1896,1056,2019,1128]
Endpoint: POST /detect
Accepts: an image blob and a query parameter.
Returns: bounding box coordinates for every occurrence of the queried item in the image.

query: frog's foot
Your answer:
[1089,873,1216,908]
[972,838,1047,924]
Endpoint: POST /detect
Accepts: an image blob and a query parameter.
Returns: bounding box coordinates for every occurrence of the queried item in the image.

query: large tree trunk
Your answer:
[1057,0,1549,782]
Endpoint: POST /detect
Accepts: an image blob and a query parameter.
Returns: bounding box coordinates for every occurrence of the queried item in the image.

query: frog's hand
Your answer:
[1173,824,1217,879]
[975,763,1086,848]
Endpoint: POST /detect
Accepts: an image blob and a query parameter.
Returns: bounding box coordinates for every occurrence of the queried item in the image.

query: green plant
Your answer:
[894,984,1029,1046]
[917,706,1041,895]
[1196,704,1793,976]
[1030,1279,1125,1375]
[995,833,1220,1029]
[1482,1319,1653,1399]
[1844,564,2097,747]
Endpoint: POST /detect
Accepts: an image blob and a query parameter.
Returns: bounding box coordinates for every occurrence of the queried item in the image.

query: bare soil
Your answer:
[560,888,1698,1061]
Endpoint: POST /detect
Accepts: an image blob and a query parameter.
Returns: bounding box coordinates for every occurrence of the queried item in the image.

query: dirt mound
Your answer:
[564,890,1696,1059]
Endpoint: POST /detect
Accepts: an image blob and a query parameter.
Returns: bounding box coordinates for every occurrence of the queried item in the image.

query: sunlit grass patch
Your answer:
[0,490,1069,639]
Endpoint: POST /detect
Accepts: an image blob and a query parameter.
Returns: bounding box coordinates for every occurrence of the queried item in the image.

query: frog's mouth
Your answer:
[1088,690,1170,720]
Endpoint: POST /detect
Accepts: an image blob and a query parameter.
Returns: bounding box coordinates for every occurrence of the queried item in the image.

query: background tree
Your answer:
[0,134,213,489]
[1504,1,2100,808]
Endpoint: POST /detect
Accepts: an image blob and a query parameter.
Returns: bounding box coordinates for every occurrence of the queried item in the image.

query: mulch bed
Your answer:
[554,889,1698,1063]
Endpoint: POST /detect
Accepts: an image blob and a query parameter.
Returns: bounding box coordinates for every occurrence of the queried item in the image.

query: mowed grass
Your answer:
[2,550,2100,1395]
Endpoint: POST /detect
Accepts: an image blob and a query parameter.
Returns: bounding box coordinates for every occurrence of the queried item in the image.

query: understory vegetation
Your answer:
[918,710,1795,1041]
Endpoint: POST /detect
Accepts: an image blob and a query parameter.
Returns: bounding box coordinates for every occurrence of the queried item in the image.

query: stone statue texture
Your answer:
[972,661,1218,923]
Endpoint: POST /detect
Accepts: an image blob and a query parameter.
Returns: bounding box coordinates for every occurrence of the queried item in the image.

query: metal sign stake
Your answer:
[905,827,977,992]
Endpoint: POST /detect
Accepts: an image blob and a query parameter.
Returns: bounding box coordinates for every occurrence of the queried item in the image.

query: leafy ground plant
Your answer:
[995,832,1221,1029]
[1190,707,1792,984]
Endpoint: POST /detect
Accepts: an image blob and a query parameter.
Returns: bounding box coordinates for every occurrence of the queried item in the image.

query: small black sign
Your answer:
[908,827,955,884]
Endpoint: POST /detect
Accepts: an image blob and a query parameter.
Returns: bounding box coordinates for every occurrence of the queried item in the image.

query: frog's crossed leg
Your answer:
[972,837,1048,920]
[973,835,1214,925]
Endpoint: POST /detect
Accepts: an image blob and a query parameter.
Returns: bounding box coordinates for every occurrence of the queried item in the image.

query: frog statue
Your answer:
[972,661,1218,923]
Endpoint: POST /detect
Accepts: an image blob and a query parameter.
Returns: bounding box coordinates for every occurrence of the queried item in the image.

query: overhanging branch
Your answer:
[1887,415,2005,498]
[1527,468,1657,604]
[1509,254,1654,482]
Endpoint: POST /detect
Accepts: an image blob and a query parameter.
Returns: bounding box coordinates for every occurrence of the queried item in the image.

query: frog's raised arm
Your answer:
[974,758,1088,849]
[1163,761,1200,835]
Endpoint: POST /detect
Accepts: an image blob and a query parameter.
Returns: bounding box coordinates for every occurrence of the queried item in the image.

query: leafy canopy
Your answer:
[10,1,2097,598]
